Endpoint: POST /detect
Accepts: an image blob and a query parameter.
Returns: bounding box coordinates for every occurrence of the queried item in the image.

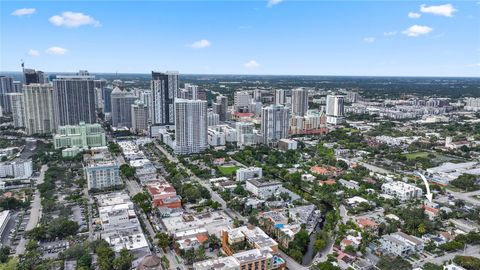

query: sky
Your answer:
[1,0,479,77]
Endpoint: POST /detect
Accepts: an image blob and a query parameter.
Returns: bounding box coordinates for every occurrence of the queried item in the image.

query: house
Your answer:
[356,218,379,233]
[421,205,440,220]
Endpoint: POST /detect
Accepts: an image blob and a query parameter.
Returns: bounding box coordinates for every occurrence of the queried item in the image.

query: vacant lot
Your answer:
[217,165,239,176]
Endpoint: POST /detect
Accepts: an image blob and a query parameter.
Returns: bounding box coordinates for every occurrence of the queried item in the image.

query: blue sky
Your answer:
[1,0,479,76]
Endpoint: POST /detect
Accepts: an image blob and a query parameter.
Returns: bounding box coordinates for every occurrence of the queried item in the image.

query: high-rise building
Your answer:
[102,85,113,113]
[110,87,137,128]
[0,76,14,112]
[23,68,48,85]
[207,111,220,126]
[253,89,262,102]
[275,89,287,105]
[236,122,256,147]
[174,99,207,154]
[151,71,179,126]
[326,95,345,125]
[6,93,25,128]
[13,81,22,93]
[138,90,153,124]
[23,84,56,135]
[213,95,228,121]
[131,101,149,134]
[53,71,97,127]
[180,83,206,100]
[291,88,308,116]
[53,122,106,149]
[234,91,251,112]
[261,104,290,143]
[94,79,107,111]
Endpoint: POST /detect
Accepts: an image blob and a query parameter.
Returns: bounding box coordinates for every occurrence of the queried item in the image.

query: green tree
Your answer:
[113,249,133,270]
[156,232,170,251]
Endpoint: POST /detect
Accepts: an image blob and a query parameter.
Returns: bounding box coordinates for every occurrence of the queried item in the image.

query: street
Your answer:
[16,164,48,255]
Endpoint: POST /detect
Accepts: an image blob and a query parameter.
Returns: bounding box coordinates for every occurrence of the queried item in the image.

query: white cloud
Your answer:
[244,60,260,68]
[46,46,68,55]
[408,12,422,19]
[28,49,40,57]
[267,0,283,7]
[11,8,36,16]
[49,11,100,28]
[383,31,398,36]
[363,37,375,43]
[420,4,457,17]
[189,39,211,49]
[402,25,433,37]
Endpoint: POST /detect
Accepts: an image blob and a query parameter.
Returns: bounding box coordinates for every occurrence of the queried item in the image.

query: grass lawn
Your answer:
[218,165,239,176]
[403,151,431,160]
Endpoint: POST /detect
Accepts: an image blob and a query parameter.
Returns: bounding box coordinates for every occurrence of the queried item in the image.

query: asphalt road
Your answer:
[16,164,48,255]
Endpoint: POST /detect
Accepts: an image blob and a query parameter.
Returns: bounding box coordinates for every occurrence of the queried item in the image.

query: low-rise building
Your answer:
[146,181,181,209]
[278,139,297,151]
[236,167,262,182]
[381,181,423,200]
[246,179,282,199]
[380,232,424,257]
[84,153,121,191]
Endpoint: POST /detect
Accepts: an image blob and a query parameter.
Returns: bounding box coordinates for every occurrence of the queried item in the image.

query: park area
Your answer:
[217,165,239,176]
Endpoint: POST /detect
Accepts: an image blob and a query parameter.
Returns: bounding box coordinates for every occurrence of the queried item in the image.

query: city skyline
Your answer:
[1,1,479,77]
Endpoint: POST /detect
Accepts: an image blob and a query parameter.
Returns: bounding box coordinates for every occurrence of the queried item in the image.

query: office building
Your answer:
[261,104,290,143]
[151,71,178,126]
[53,122,106,149]
[0,76,14,112]
[291,88,308,116]
[131,101,149,134]
[174,99,208,154]
[213,95,229,121]
[110,87,137,128]
[23,83,56,135]
[275,89,287,105]
[23,68,48,85]
[326,95,345,124]
[102,85,113,113]
[7,93,25,128]
[53,71,97,127]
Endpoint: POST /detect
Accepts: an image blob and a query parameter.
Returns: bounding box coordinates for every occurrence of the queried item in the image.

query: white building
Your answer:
[84,157,121,191]
[207,111,220,127]
[261,104,290,144]
[275,89,287,105]
[174,99,208,154]
[291,88,308,116]
[234,91,252,111]
[246,179,282,199]
[381,232,424,257]
[23,83,57,135]
[381,181,423,201]
[131,101,148,134]
[208,128,226,147]
[0,210,11,239]
[278,139,298,151]
[326,95,345,124]
[7,93,25,128]
[236,167,262,182]
[0,159,33,179]
[236,122,256,147]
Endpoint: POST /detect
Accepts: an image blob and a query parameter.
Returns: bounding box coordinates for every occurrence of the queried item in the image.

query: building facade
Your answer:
[174,99,208,154]
[53,72,97,127]
[261,104,290,144]
[151,71,178,126]
[7,93,25,128]
[110,87,137,128]
[131,101,149,134]
[53,122,107,149]
[291,88,308,116]
[23,83,56,135]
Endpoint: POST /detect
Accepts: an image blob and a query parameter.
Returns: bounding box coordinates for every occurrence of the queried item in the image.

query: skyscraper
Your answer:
[275,89,287,105]
[102,85,113,113]
[234,91,251,112]
[291,88,308,116]
[236,122,256,147]
[7,93,25,128]
[151,71,178,126]
[174,99,207,154]
[213,95,228,121]
[23,84,56,135]
[261,104,290,143]
[53,71,97,127]
[23,68,48,85]
[0,76,14,112]
[326,95,345,125]
[110,87,138,128]
[131,101,149,134]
